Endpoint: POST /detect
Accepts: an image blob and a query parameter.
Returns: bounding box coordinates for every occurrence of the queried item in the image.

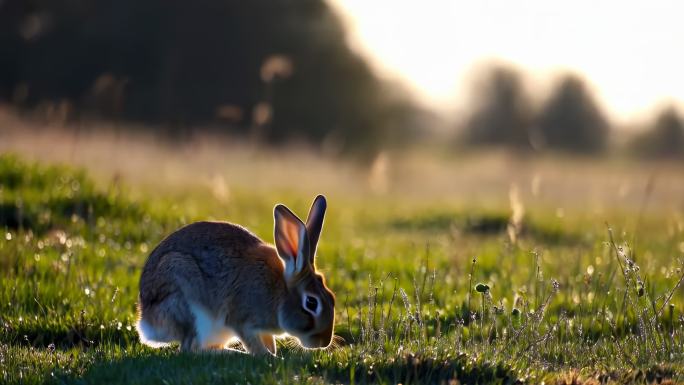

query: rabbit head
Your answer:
[273,195,335,349]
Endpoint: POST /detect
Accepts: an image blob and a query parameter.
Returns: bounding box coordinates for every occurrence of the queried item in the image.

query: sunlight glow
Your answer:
[328,0,684,120]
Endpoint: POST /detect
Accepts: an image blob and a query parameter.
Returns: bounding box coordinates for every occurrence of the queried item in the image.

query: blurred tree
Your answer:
[536,74,609,154]
[629,106,684,159]
[464,66,533,150]
[0,0,419,155]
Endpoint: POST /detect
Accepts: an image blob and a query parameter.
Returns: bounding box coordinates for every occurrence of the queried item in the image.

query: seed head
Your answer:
[475,283,490,293]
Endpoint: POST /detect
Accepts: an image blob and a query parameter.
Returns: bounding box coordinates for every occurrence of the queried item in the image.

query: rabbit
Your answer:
[135,195,335,356]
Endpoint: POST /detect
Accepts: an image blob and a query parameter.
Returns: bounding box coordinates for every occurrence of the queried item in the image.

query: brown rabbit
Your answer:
[135,195,335,355]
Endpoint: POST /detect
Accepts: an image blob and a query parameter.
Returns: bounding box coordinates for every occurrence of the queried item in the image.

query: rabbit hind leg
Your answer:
[137,291,196,351]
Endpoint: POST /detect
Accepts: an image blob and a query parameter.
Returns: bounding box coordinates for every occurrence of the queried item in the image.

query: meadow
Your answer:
[1,132,684,384]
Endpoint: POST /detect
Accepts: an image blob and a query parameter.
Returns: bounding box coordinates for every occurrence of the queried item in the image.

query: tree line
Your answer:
[0,0,682,158]
[460,65,684,158]
[0,0,421,155]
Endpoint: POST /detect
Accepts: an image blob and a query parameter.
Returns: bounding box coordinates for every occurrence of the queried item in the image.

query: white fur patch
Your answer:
[189,303,236,348]
[136,319,172,348]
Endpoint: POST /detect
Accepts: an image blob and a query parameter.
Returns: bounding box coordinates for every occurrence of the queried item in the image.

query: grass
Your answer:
[1,153,683,384]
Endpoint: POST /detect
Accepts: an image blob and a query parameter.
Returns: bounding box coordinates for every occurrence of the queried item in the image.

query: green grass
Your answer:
[1,153,683,384]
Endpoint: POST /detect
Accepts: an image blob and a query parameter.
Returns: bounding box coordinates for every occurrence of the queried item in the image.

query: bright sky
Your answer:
[328,0,684,121]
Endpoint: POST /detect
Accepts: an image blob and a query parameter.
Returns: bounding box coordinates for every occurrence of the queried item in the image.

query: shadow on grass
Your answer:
[1,320,138,349]
[65,347,521,385]
[327,352,518,385]
[67,350,283,385]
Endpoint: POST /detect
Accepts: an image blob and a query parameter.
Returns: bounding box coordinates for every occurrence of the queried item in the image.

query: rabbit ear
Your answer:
[274,204,310,280]
[305,195,327,263]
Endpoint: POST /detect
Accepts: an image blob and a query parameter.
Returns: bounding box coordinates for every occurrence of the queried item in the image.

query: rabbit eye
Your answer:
[304,295,319,314]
